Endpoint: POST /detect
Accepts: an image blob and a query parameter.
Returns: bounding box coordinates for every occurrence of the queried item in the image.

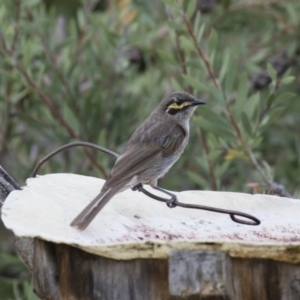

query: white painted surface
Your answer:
[2,173,300,261]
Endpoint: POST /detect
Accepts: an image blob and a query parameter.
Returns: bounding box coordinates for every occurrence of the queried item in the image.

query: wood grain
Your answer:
[31,240,300,300]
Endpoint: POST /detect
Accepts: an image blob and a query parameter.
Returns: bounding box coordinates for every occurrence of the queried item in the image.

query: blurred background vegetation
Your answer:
[0,0,299,298]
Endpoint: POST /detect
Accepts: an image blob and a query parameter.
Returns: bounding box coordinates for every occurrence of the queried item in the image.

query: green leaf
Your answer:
[249,136,263,148]
[208,28,218,54]
[197,24,205,43]
[286,3,298,25]
[162,0,177,7]
[268,106,286,123]
[186,0,196,19]
[77,10,85,29]
[167,20,184,31]
[200,107,233,132]
[182,74,210,93]
[266,92,275,106]
[209,50,216,68]
[250,49,269,64]
[224,65,236,97]
[194,116,236,139]
[179,35,195,52]
[205,149,222,161]
[171,77,184,91]
[157,50,178,65]
[24,0,41,7]
[187,171,211,189]
[219,50,230,83]
[274,92,295,103]
[260,106,285,129]
[243,92,260,120]
[11,89,29,104]
[266,63,277,81]
[193,11,201,32]
[241,112,252,136]
[215,161,231,178]
[281,76,295,85]
[209,86,226,109]
[235,73,248,119]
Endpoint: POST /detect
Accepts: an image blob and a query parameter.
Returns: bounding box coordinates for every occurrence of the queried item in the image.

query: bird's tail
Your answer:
[70,187,117,231]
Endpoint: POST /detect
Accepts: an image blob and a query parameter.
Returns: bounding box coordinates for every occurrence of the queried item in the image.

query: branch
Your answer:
[168,10,218,190]
[182,13,220,90]
[246,146,292,198]
[11,0,21,52]
[0,36,107,178]
[0,83,13,154]
[38,33,85,131]
[225,102,243,141]
[180,12,292,197]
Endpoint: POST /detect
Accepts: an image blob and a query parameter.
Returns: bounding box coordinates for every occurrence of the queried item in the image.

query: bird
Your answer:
[70,91,206,230]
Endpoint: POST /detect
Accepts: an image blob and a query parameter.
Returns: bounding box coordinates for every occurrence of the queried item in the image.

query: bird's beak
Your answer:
[190,99,206,106]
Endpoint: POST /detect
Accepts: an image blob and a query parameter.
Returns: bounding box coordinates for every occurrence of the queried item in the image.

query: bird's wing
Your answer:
[104,123,186,189]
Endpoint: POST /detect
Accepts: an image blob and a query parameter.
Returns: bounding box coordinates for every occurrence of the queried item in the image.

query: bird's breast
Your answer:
[138,151,183,183]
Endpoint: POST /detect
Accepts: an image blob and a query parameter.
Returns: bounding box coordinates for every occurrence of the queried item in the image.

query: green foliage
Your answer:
[0,0,300,297]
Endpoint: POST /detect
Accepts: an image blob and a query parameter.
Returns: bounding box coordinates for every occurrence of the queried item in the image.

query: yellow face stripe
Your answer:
[167,101,190,110]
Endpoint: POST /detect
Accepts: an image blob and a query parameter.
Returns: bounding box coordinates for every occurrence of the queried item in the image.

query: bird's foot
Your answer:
[132,183,143,191]
[166,196,177,208]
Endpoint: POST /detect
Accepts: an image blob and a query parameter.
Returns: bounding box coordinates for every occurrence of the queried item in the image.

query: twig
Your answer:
[182,13,220,90]
[11,0,21,53]
[245,146,292,198]
[182,13,243,142]
[180,11,292,197]
[169,10,218,190]
[225,102,243,141]
[15,64,107,177]
[0,36,107,178]
[0,83,13,154]
[174,31,192,94]
[37,33,85,130]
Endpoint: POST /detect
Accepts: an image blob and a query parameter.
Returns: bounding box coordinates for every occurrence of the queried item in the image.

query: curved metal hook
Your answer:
[31,141,260,226]
[31,141,119,177]
[134,184,260,226]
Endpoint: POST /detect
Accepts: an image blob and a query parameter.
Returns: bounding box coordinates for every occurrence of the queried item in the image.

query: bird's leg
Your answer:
[132,183,143,191]
[151,185,177,208]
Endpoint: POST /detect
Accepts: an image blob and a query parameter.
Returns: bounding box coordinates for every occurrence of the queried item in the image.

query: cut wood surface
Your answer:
[2,173,300,263]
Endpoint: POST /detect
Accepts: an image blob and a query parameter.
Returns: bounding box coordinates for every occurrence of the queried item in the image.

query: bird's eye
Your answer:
[174,98,181,105]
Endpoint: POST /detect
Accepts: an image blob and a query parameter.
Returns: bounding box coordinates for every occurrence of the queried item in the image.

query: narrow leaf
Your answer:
[197,24,205,43]
[187,171,211,189]
[162,0,177,7]
[186,0,196,19]
[208,28,218,54]
[281,76,295,85]
[157,50,178,65]
[171,77,184,91]
[194,116,236,139]
[182,74,210,93]
[267,63,277,81]
[219,50,230,83]
[235,73,248,119]
[241,112,252,136]
[274,92,295,103]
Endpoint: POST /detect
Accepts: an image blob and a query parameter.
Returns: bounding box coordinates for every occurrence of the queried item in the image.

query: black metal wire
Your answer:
[31,142,119,177]
[31,141,261,226]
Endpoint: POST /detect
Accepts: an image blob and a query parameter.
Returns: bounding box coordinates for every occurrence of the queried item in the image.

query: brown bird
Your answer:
[70,91,206,230]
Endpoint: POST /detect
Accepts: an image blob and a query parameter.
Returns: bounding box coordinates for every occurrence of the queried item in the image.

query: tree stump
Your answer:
[2,172,300,299]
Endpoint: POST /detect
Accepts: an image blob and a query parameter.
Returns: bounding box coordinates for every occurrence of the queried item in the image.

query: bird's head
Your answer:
[159,92,206,121]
